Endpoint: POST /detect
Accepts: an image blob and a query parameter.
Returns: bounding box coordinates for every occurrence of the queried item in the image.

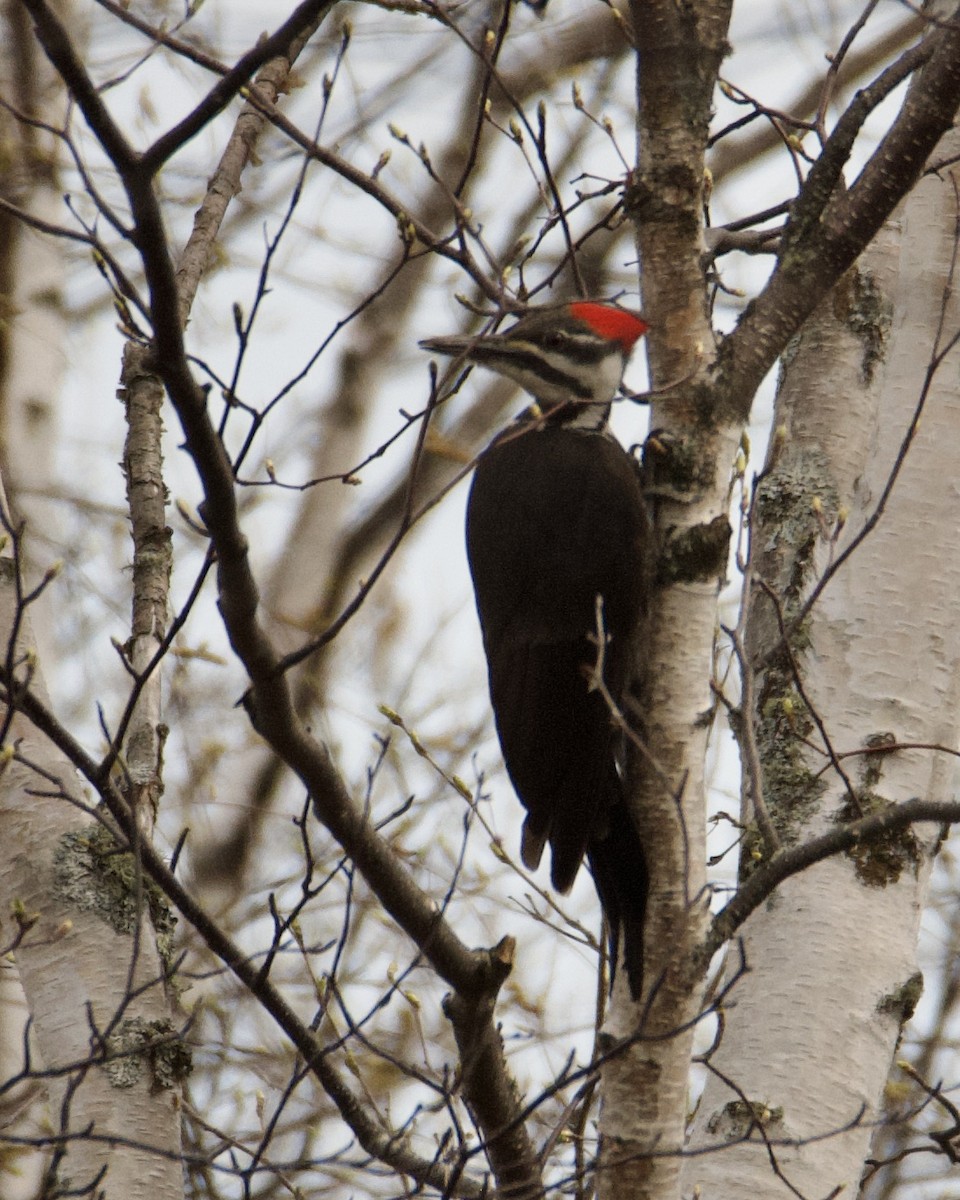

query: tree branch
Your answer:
[703,796,958,966]
[0,661,487,1197]
[718,6,960,417]
[17,5,541,1194]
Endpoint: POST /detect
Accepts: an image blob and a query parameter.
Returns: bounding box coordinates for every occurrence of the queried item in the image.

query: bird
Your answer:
[420,301,652,999]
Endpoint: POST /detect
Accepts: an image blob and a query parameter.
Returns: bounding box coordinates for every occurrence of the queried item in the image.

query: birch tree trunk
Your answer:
[0,9,183,1190]
[685,147,960,1199]
[0,473,185,1199]
[598,5,734,1196]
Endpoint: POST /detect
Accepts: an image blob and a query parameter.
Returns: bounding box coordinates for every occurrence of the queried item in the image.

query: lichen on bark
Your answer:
[836,793,921,887]
[105,1016,192,1090]
[832,265,892,385]
[53,822,177,965]
[876,972,923,1025]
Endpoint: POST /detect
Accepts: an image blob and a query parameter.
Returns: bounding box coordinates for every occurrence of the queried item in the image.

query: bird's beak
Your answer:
[418,334,479,358]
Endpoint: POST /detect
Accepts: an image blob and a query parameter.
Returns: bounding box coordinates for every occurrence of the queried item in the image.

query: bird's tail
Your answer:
[587,795,648,1001]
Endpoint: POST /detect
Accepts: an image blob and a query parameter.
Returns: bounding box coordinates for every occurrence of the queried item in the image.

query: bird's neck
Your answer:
[519,398,612,432]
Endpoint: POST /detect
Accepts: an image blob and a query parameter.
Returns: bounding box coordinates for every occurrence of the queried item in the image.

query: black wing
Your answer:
[466,423,649,995]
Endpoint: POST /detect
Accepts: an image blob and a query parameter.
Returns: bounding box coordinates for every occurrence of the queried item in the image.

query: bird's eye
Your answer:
[543,330,568,350]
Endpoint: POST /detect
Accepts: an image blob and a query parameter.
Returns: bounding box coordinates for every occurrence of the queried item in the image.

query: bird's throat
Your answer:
[522,398,612,432]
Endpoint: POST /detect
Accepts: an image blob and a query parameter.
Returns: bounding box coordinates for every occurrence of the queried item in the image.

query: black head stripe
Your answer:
[471,345,595,399]
[534,335,618,366]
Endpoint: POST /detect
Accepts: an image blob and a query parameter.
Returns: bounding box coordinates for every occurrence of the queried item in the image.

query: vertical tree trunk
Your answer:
[0,474,185,1198]
[685,149,960,1198]
[597,6,733,1199]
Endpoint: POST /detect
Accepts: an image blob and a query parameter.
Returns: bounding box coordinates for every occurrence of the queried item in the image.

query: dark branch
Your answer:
[703,796,958,965]
[718,8,960,418]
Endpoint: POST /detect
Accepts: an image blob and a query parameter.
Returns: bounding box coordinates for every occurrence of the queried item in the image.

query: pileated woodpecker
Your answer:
[421,301,651,998]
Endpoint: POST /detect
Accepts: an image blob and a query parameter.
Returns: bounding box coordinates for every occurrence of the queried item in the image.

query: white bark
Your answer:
[2,207,65,511]
[0,476,184,1199]
[0,1,70,658]
[120,344,170,830]
[0,11,73,1195]
[685,158,960,1196]
[599,566,726,1199]
[598,8,734,1186]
